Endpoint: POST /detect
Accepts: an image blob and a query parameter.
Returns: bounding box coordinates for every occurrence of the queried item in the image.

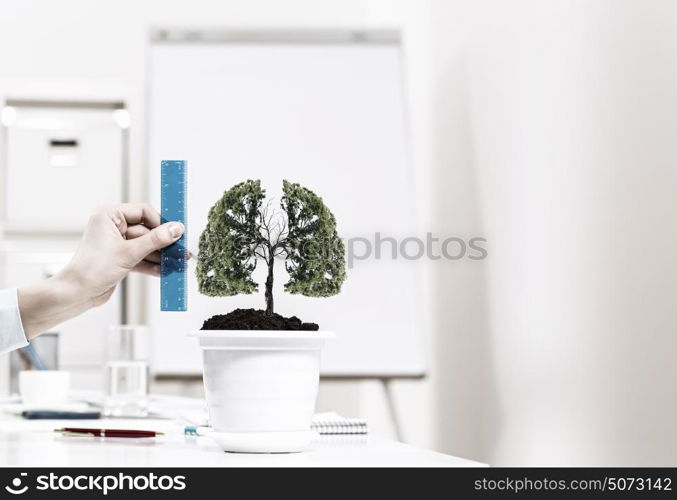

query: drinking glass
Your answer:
[104,325,150,417]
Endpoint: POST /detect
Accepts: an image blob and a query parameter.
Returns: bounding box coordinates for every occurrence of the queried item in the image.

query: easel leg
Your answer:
[381,377,404,442]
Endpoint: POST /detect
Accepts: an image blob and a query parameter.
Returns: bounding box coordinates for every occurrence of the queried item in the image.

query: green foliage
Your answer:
[197,179,265,296]
[197,179,346,311]
[281,180,346,297]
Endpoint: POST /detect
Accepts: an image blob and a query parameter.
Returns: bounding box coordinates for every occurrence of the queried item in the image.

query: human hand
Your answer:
[59,203,185,307]
[17,203,184,339]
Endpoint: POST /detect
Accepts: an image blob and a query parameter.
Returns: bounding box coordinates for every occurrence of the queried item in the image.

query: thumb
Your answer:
[127,221,184,263]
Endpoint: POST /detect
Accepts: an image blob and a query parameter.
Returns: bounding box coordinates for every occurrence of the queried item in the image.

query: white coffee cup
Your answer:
[18,370,70,407]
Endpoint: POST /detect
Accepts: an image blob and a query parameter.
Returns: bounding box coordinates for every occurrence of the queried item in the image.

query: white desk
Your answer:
[0,396,484,467]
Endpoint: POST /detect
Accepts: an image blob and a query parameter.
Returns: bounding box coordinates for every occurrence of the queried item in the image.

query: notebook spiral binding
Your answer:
[311,419,368,435]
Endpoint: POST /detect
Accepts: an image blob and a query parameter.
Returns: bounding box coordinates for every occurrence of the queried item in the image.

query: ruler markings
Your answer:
[160,160,188,311]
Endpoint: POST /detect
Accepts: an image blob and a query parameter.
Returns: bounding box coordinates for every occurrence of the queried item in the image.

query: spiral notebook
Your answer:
[311,412,368,435]
[183,411,368,436]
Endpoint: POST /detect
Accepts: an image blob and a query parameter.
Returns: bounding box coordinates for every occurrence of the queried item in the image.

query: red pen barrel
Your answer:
[101,429,160,438]
[55,428,163,438]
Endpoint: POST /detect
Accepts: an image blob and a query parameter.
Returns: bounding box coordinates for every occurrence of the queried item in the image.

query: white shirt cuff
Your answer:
[0,288,28,354]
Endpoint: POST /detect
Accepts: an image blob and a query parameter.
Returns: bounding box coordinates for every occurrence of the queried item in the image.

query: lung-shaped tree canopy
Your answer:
[197,179,265,296]
[196,179,346,306]
[281,180,346,297]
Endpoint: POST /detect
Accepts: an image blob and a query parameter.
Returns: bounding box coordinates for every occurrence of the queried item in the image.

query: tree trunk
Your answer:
[265,257,274,315]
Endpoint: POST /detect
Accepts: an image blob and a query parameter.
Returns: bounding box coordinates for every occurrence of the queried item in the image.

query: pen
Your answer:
[24,411,101,420]
[54,428,164,438]
[20,344,47,370]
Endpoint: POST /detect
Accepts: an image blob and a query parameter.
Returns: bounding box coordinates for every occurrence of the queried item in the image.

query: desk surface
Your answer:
[0,396,484,468]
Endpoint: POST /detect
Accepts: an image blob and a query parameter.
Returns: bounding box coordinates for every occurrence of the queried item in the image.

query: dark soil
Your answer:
[201,308,319,331]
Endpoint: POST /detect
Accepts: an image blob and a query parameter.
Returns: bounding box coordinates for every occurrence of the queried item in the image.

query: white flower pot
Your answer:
[192,330,333,453]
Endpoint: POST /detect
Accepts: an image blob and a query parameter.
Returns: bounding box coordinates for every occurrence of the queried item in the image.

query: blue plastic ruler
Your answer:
[160,160,187,311]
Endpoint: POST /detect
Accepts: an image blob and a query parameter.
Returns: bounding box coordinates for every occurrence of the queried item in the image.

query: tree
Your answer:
[197,179,346,315]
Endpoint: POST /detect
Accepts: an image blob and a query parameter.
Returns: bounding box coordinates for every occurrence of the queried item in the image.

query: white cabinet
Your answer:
[2,103,124,231]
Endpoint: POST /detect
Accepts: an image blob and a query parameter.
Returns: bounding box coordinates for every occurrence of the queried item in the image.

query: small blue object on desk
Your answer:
[184,425,211,436]
[22,411,101,420]
[20,344,47,370]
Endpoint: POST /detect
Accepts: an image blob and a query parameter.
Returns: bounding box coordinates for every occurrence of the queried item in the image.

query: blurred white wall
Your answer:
[432,0,677,465]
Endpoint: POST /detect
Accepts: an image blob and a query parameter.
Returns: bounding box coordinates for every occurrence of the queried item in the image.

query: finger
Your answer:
[120,203,162,228]
[132,260,161,277]
[125,224,150,240]
[127,221,184,263]
[126,226,165,262]
[143,251,161,264]
[99,203,162,234]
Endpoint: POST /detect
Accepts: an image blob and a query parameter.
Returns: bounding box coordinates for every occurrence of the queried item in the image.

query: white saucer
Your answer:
[210,430,313,453]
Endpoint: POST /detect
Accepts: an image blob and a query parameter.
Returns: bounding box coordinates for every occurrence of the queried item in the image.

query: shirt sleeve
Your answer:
[0,288,28,354]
